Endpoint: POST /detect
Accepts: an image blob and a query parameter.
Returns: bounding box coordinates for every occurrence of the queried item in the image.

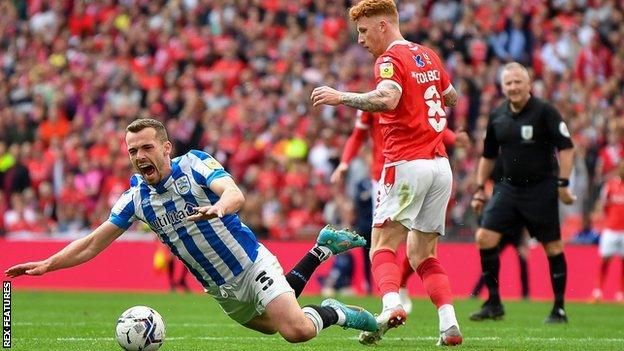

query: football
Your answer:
[115,306,166,351]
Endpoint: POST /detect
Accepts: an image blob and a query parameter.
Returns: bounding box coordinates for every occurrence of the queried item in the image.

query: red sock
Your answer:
[372,249,400,295]
[399,256,414,288]
[417,257,453,308]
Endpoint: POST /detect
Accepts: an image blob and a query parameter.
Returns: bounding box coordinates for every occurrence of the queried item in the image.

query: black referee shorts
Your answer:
[481,178,560,244]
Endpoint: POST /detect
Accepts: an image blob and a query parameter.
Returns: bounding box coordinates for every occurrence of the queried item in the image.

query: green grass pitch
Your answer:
[8,290,623,350]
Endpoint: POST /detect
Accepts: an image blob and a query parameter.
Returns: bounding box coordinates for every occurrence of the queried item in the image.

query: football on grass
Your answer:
[115,306,165,351]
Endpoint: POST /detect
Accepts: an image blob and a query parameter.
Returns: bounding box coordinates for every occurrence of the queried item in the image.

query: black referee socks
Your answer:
[547,253,567,310]
[479,247,501,305]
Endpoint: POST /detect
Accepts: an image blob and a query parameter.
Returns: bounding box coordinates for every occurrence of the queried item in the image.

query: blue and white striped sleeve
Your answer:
[187,149,231,186]
[108,188,137,229]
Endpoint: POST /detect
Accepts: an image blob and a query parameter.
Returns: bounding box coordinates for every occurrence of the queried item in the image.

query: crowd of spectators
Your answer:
[0,0,622,242]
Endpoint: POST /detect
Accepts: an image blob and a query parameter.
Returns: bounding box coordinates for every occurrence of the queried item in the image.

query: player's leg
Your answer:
[368,163,415,320]
[521,179,568,323]
[238,246,377,342]
[516,229,530,299]
[409,230,462,346]
[370,222,408,315]
[618,256,624,302]
[358,223,407,346]
[285,225,366,297]
[506,226,530,299]
[407,157,461,346]
[242,293,326,342]
[471,182,520,321]
[591,257,610,302]
[594,229,618,302]
[542,239,568,323]
[398,254,413,313]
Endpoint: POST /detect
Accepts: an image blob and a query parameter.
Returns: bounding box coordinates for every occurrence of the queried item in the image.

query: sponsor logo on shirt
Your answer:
[149,202,196,231]
[413,55,426,68]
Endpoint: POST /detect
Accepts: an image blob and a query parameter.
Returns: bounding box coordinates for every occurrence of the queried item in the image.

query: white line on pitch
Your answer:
[50,336,624,343]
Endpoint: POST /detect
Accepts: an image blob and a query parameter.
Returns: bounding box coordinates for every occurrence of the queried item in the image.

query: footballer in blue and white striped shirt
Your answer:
[5,118,378,341]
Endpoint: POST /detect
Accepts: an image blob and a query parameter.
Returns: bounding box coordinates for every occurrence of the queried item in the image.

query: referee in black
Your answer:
[470,62,575,324]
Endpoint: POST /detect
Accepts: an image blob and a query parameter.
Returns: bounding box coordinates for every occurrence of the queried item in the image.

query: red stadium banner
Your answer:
[0,239,619,301]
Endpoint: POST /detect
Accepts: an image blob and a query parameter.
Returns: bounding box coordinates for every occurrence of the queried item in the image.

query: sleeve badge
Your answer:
[379,62,394,78]
[204,157,224,170]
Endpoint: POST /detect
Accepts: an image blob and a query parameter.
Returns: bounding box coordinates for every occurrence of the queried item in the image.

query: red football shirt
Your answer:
[341,111,384,181]
[601,177,624,231]
[374,40,452,162]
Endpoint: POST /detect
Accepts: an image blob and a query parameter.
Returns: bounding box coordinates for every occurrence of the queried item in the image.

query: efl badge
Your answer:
[174,175,191,195]
[204,157,223,170]
[379,62,394,78]
[559,122,571,138]
[521,125,533,140]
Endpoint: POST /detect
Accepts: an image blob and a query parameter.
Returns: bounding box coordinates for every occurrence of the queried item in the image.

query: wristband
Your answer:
[557,178,569,187]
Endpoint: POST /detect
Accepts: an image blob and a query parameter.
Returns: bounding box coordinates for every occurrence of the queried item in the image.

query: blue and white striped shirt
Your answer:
[108,150,260,288]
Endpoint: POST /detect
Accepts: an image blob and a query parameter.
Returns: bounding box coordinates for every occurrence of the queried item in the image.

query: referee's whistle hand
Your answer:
[558,187,577,205]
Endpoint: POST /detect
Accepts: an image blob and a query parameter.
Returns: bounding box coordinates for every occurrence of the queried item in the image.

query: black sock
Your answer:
[548,253,567,310]
[286,247,326,297]
[471,276,486,296]
[519,255,529,298]
[302,305,339,329]
[480,247,501,305]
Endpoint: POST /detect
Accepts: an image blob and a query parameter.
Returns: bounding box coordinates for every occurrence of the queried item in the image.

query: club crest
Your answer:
[174,175,191,195]
[521,125,533,140]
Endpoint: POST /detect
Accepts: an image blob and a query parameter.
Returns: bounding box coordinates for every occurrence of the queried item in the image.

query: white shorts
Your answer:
[599,229,624,257]
[373,157,452,235]
[371,178,380,210]
[205,244,294,324]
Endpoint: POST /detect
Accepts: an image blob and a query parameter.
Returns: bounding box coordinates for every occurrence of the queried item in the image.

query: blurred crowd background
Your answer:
[0,0,622,242]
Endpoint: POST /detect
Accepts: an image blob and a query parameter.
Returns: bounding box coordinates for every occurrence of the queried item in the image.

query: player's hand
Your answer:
[558,187,577,205]
[455,130,471,149]
[311,86,343,107]
[5,261,50,278]
[330,162,349,184]
[471,190,487,215]
[187,206,224,221]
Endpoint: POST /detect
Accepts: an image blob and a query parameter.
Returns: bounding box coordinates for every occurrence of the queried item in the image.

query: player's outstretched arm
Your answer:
[188,177,245,220]
[311,81,401,112]
[5,221,125,278]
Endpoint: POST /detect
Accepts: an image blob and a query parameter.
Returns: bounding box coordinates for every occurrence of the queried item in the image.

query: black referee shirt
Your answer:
[482,96,574,184]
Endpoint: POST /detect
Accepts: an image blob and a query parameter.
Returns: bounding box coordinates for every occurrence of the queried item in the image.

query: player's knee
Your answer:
[543,240,564,256]
[256,327,278,335]
[476,229,499,249]
[279,324,315,343]
[408,253,430,269]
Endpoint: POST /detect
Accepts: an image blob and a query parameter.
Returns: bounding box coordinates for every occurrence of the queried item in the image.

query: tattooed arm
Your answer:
[443,85,458,107]
[310,81,402,112]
